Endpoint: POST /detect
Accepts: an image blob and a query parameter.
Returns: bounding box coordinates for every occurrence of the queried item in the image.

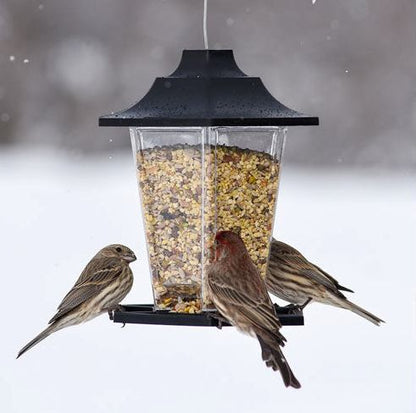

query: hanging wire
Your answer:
[203,0,209,49]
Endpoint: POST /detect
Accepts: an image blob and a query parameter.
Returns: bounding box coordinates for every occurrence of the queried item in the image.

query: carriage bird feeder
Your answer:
[99,49,318,327]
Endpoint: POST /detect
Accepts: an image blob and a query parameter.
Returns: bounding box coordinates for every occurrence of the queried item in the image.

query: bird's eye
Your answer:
[116,247,122,253]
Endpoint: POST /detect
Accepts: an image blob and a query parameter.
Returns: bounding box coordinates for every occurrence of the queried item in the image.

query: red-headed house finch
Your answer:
[17,244,136,358]
[206,231,301,389]
[266,239,383,326]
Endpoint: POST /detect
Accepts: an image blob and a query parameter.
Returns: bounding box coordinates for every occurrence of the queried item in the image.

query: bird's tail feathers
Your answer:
[257,334,301,389]
[334,297,384,326]
[17,323,60,359]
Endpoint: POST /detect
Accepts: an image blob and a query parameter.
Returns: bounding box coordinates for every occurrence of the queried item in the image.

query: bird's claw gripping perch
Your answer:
[282,304,302,314]
[280,299,312,314]
[206,311,229,329]
[108,304,124,321]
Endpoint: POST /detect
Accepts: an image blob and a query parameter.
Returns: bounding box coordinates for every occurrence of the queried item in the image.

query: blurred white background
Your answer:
[1,1,415,412]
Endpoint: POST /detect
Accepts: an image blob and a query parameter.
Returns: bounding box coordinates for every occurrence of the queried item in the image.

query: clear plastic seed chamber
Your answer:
[130,126,286,312]
[99,49,318,323]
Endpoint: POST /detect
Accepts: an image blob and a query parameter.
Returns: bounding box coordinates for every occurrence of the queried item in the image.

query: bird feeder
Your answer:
[99,50,318,327]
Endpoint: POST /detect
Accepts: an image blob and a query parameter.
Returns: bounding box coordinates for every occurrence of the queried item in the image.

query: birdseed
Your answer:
[136,144,280,312]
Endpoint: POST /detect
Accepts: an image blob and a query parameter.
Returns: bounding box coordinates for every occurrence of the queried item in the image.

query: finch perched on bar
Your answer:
[17,244,136,358]
[266,238,383,326]
[206,231,301,389]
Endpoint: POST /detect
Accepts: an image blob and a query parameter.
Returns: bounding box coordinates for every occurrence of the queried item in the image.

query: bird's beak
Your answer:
[124,253,137,263]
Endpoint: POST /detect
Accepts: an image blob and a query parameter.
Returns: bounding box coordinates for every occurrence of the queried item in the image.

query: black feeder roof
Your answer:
[99,49,319,127]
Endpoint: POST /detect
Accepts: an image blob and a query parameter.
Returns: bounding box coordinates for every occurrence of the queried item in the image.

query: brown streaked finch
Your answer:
[206,231,301,389]
[17,244,136,358]
[266,238,384,326]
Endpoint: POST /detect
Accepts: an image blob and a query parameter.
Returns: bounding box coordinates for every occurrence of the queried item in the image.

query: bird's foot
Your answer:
[206,312,229,329]
[108,304,124,321]
[299,298,312,310]
[279,299,312,314]
[281,303,303,314]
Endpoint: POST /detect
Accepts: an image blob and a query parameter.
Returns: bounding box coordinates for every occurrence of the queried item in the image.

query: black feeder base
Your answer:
[112,304,304,327]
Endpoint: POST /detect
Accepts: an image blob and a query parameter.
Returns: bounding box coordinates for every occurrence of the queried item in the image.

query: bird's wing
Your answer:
[49,257,124,324]
[290,257,345,296]
[273,239,349,296]
[208,264,282,334]
[311,263,354,293]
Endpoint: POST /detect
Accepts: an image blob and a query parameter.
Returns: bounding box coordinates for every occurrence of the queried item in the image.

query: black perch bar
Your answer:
[112,304,304,327]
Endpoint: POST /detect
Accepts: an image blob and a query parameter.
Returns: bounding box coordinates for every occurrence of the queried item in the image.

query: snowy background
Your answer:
[1,0,415,412]
[1,150,415,412]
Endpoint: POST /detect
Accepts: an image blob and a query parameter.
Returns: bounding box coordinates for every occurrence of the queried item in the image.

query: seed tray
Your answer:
[112,304,304,327]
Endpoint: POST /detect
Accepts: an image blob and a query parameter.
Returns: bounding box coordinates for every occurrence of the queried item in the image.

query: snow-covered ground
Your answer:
[1,147,415,412]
